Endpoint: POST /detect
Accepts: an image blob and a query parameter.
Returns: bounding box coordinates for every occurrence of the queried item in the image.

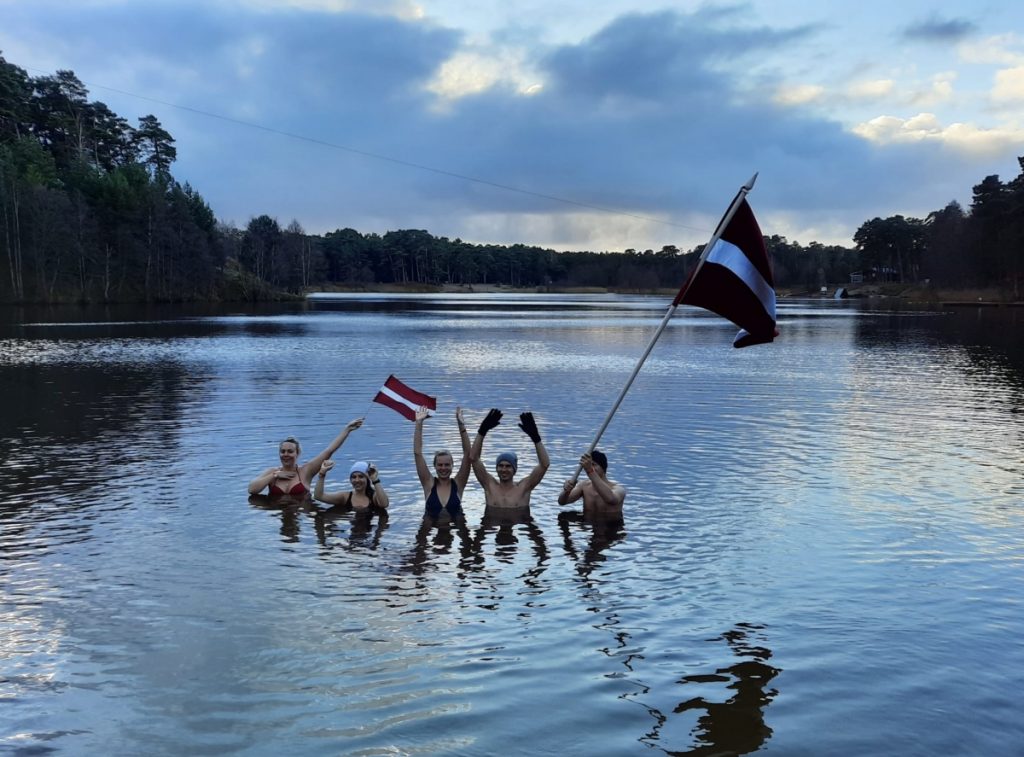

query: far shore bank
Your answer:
[306,282,1023,306]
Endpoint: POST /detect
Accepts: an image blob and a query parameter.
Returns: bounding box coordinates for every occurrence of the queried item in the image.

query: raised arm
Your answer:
[413,406,433,490]
[558,478,584,506]
[303,417,363,479]
[581,454,625,507]
[517,412,550,491]
[368,463,390,509]
[453,407,472,491]
[313,460,348,506]
[471,408,503,487]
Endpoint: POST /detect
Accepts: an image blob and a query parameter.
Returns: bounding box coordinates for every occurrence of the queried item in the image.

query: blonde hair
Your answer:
[279,436,301,454]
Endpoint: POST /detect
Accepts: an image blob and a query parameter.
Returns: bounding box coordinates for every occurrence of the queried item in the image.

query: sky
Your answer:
[2,0,1024,252]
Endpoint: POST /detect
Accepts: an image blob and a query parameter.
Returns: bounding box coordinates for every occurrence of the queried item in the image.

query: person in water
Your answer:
[248,418,363,496]
[414,405,472,524]
[314,460,389,512]
[557,450,626,514]
[470,409,549,508]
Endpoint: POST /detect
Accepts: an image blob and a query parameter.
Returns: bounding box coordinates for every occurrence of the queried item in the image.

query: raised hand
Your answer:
[415,405,430,423]
[518,412,541,443]
[345,418,364,432]
[319,460,335,477]
[478,408,503,436]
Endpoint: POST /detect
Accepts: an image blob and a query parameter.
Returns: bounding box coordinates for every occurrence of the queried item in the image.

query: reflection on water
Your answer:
[2,295,1023,755]
[248,494,315,542]
[558,510,626,579]
[314,504,391,550]
[646,623,780,756]
[397,517,476,579]
[475,505,548,564]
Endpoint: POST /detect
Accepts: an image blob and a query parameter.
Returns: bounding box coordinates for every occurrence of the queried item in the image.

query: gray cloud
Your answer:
[0,2,1009,249]
[902,14,977,42]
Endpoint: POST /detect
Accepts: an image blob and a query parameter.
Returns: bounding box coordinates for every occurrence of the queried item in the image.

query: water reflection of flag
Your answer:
[373,375,436,421]
[674,198,777,348]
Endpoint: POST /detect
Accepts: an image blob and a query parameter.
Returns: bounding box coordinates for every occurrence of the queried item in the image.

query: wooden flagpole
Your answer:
[569,173,759,482]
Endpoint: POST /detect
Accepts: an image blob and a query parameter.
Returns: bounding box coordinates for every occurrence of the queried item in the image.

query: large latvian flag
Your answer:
[674,198,777,348]
[373,375,437,421]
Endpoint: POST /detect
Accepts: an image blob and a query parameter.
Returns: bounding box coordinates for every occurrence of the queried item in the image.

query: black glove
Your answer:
[478,408,503,436]
[518,412,541,443]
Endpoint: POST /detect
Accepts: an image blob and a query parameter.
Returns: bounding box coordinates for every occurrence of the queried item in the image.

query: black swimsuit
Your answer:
[425,479,463,519]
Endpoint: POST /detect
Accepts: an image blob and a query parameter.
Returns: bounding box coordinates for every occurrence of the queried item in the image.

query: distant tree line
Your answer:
[1,54,1022,303]
[852,164,1024,298]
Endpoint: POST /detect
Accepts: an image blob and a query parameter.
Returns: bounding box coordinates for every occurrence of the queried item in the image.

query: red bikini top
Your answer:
[269,479,307,495]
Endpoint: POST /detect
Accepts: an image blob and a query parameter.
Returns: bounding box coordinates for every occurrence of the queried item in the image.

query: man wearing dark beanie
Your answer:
[557,449,626,513]
[470,408,550,508]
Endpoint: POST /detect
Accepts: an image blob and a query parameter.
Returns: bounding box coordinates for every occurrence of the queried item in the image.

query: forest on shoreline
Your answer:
[2,54,1022,304]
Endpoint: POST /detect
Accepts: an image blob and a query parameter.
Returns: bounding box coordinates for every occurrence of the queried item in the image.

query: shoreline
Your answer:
[2,283,1020,307]
[307,282,1024,305]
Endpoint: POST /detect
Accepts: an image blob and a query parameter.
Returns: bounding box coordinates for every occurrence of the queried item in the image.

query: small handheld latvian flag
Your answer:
[675,198,777,348]
[373,375,436,421]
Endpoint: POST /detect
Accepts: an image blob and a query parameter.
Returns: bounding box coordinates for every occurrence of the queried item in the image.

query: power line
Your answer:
[23,66,711,236]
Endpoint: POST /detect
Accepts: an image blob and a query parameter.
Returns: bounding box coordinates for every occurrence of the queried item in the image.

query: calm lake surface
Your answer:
[1,293,1022,756]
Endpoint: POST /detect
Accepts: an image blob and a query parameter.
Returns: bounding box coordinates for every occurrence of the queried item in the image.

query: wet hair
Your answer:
[279,436,301,454]
[591,449,608,472]
[433,449,454,466]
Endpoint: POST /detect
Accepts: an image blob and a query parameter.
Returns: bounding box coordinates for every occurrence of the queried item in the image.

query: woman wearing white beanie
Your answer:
[313,458,389,512]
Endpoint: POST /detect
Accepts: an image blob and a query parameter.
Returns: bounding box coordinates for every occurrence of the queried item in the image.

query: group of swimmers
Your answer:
[248,407,626,523]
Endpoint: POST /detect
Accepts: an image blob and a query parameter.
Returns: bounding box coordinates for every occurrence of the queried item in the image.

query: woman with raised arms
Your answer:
[248,418,363,497]
[414,405,472,525]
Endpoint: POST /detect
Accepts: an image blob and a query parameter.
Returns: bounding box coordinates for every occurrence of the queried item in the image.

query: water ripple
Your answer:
[2,297,1023,755]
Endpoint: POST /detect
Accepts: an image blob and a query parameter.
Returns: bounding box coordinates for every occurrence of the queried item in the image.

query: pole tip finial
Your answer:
[743,172,759,192]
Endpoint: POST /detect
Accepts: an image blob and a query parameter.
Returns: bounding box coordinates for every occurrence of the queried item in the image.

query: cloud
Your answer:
[992,65,1024,104]
[846,79,895,100]
[852,112,1024,158]
[776,73,954,112]
[908,72,956,107]
[774,83,825,106]
[903,14,977,42]
[2,2,1018,252]
[958,33,1024,65]
[455,209,684,252]
[425,49,543,105]
[238,0,423,20]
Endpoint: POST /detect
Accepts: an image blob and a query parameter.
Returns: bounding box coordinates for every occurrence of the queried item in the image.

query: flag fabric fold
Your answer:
[674,198,777,347]
[373,375,436,421]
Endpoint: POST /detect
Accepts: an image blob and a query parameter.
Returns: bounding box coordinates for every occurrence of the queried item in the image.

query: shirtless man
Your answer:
[557,450,626,514]
[470,408,550,508]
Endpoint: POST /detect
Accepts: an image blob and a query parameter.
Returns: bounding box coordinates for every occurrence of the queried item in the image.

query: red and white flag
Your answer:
[674,198,777,348]
[373,375,436,421]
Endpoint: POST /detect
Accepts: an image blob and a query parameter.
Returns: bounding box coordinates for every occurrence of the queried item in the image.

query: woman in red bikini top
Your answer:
[248,417,364,497]
[314,459,389,512]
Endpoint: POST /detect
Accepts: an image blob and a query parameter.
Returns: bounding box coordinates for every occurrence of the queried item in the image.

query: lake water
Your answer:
[1,293,1022,756]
